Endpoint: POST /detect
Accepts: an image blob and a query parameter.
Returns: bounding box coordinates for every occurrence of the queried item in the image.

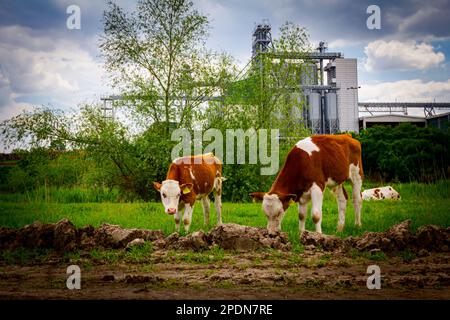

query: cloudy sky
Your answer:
[1,0,450,123]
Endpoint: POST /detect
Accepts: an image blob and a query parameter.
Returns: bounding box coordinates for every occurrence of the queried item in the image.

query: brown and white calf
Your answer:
[250,134,363,234]
[362,186,400,200]
[153,153,223,232]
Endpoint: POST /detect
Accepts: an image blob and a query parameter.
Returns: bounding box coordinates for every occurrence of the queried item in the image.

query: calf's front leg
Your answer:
[174,201,185,232]
[183,202,194,232]
[298,201,308,235]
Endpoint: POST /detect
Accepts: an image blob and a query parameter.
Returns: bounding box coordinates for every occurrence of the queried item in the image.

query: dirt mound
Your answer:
[0,220,290,252]
[154,223,291,252]
[208,223,291,251]
[155,230,210,251]
[300,230,343,251]
[93,224,164,249]
[415,225,450,252]
[300,220,450,254]
[0,220,77,252]
[1,219,448,254]
[0,219,164,252]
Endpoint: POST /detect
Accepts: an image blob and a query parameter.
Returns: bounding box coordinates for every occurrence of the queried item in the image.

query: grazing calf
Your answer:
[362,186,400,200]
[153,153,223,232]
[250,134,363,234]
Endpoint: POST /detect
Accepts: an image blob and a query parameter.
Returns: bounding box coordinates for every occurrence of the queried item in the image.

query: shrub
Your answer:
[354,124,449,182]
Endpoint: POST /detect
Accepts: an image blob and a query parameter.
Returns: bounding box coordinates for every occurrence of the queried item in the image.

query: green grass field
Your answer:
[0,181,449,245]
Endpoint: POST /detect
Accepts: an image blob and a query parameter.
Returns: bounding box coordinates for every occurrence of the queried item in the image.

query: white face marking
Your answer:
[262,194,285,233]
[295,137,320,156]
[262,194,283,218]
[159,180,181,214]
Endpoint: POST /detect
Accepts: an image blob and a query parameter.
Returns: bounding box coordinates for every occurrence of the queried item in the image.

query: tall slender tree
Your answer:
[100,0,230,137]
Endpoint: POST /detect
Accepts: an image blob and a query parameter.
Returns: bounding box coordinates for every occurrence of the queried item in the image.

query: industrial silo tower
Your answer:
[249,21,359,133]
[252,20,272,57]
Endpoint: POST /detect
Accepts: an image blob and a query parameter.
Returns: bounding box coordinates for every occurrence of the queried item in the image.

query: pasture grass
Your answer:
[0,181,449,246]
[1,247,52,265]
[0,186,123,203]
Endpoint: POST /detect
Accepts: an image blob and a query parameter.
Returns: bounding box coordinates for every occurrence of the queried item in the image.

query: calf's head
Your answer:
[250,192,296,233]
[153,180,193,215]
[387,186,401,199]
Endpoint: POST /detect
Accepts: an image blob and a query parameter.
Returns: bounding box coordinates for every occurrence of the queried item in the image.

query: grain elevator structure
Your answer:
[251,22,359,133]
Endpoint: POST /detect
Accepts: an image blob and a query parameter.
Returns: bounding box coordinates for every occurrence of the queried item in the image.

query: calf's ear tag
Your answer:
[182,187,191,194]
[289,199,296,205]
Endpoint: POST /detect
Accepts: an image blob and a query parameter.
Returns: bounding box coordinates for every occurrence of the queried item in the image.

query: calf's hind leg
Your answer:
[214,193,222,225]
[349,164,363,228]
[201,196,210,226]
[332,184,347,232]
[213,177,223,225]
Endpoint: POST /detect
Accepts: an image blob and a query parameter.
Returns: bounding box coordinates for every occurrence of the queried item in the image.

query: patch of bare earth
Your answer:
[0,220,449,299]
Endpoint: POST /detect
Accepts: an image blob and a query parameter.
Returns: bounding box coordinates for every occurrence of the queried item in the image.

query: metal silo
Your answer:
[325,92,339,133]
[308,92,321,134]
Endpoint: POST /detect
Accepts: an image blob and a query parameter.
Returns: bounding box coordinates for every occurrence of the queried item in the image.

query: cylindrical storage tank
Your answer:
[326,92,337,121]
[308,92,321,133]
[308,93,321,120]
[325,92,338,133]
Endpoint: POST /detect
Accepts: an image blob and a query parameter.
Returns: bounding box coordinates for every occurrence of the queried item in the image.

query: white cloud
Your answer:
[327,38,356,49]
[363,40,445,72]
[0,85,33,124]
[360,79,450,102]
[0,25,108,121]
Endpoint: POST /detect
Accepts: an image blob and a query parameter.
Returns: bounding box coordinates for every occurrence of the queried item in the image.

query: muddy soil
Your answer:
[0,220,449,299]
[0,249,449,299]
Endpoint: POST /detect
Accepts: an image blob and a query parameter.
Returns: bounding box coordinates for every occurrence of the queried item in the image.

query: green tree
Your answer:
[207,22,312,137]
[1,13,317,202]
[203,22,313,200]
[0,1,235,200]
[100,0,232,137]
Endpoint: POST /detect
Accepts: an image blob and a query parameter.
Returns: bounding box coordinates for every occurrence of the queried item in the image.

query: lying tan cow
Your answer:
[362,186,400,200]
[153,153,223,232]
[251,134,363,234]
